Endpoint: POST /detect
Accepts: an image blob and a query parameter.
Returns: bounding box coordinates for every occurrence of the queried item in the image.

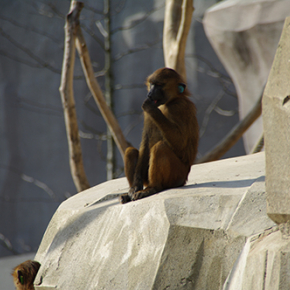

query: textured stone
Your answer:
[33,153,279,290]
[203,0,290,153]
[262,16,290,224]
[224,228,290,290]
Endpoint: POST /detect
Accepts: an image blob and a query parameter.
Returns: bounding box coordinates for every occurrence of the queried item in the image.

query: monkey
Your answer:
[120,67,199,203]
[12,260,40,290]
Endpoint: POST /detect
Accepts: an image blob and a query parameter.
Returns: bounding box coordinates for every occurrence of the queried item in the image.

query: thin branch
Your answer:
[0,49,43,68]
[113,38,161,62]
[16,97,63,117]
[123,114,143,137]
[0,233,19,255]
[79,130,107,141]
[82,3,104,15]
[192,54,237,98]
[46,2,66,19]
[192,54,232,82]
[112,0,127,15]
[0,27,61,74]
[196,94,262,163]
[81,22,105,50]
[0,164,58,201]
[0,14,60,45]
[74,16,129,159]
[111,4,164,34]
[59,1,90,192]
[199,90,224,138]
[95,20,108,38]
[21,174,58,201]
[214,106,235,117]
[250,133,264,154]
[114,83,144,90]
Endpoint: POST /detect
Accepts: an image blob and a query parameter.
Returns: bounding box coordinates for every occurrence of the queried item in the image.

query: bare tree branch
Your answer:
[199,90,224,138]
[0,164,58,201]
[81,22,105,50]
[192,54,237,98]
[111,4,165,34]
[0,14,61,45]
[214,106,235,117]
[0,27,61,74]
[163,0,194,79]
[196,94,262,164]
[0,233,18,255]
[59,1,90,192]
[250,133,264,154]
[113,38,161,62]
[74,7,129,159]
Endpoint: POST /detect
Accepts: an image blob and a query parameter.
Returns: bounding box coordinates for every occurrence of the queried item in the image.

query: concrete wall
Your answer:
[33,153,288,290]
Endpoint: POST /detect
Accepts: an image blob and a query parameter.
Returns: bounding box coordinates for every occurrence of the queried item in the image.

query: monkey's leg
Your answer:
[132,141,189,201]
[120,147,139,204]
[124,147,139,187]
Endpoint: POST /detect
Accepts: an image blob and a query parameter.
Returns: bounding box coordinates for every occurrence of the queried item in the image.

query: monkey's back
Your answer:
[167,96,199,166]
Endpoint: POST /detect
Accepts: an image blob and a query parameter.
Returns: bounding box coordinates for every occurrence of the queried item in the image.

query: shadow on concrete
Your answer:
[184,176,265,190]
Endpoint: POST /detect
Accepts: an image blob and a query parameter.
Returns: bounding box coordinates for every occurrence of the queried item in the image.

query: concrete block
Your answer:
[262,16,290,224]
[225,229,290,290]
[32,153,281,290]
[204,0,290,152]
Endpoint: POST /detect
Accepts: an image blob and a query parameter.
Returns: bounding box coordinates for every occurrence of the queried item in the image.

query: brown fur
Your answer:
[12,260,40,290]
[120,68,199,203]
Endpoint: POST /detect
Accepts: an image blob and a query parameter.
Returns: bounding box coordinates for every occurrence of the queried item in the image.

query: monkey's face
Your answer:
[147,83,166,106]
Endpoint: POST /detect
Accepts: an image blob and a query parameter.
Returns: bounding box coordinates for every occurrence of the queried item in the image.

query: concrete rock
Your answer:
[262,16,290,224]
[223,227,290,290]
[203,0,290,153]
[33,153,282,289]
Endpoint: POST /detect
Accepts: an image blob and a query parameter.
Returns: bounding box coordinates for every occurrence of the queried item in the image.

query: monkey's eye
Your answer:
[151,83,163,89]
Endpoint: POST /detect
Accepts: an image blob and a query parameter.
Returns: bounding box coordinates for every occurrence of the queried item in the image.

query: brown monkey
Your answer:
[12,260,40,290]
[120,68,199,203]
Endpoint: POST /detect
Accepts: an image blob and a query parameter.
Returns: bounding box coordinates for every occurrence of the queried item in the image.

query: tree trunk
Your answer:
[163,0,194,80]
[59,1,90,192]
[104,0,116,180]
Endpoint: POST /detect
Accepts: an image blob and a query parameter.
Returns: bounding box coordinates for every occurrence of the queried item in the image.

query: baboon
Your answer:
[12,260,40,290]
[121,68,199,203]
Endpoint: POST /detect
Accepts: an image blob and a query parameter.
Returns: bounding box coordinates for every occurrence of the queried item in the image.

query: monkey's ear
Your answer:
[178,83,186,94]
[18,270,24,285]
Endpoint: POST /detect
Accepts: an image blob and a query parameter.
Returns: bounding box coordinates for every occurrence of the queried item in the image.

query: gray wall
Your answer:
[0,0,244,257]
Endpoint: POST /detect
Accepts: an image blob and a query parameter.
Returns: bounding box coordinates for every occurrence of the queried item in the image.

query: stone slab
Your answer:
[203,0,290,153]
[32,152,279,289]
[262,16,290,223]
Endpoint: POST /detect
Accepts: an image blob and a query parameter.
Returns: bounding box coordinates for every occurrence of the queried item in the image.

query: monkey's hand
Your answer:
[142,98,158,112]
[128,184,142,197]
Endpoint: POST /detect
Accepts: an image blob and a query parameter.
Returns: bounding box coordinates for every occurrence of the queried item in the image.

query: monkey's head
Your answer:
[146,68,188,106]
[12,260,40,290]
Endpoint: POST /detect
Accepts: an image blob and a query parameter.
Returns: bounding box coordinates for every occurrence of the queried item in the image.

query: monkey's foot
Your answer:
[132,187,158,201]
[119,194,132,204]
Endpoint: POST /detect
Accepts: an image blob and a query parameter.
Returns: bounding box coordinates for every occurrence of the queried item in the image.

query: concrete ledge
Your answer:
[34,153,278,289]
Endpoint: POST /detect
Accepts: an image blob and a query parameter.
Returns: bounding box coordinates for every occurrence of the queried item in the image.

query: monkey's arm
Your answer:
[142,99,184,148]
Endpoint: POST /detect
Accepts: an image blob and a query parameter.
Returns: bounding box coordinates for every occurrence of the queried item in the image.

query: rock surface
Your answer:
[262,16,290,224]
[33,152,290,290]
[203,0,290,153]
